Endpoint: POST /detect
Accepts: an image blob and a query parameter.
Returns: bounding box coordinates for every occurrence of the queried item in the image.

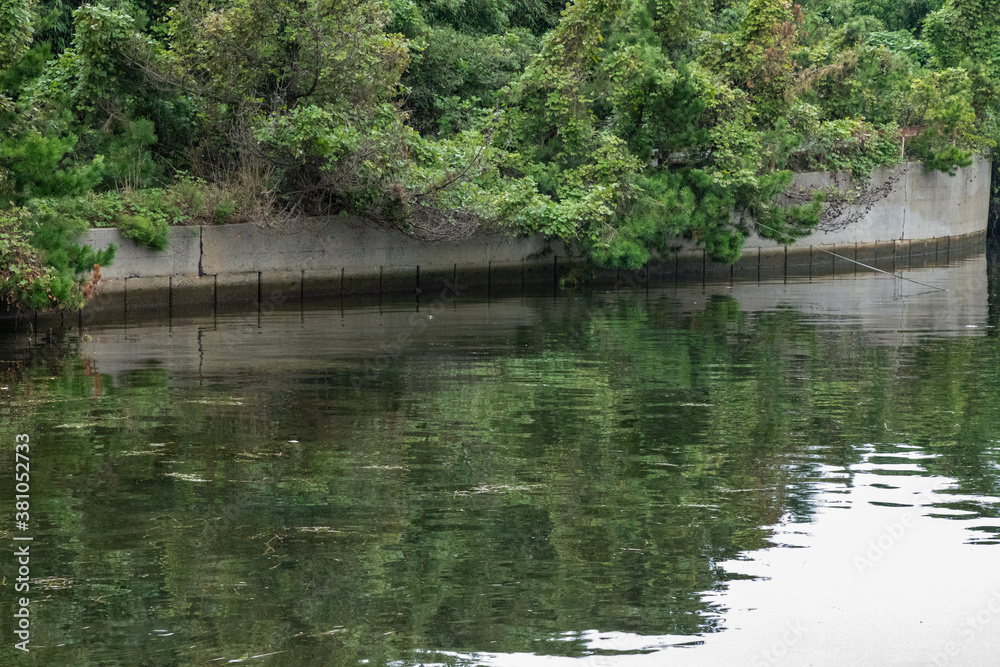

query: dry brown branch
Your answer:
[788,49,859,99]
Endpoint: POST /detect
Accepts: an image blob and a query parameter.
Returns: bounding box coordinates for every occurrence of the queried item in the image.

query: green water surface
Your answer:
[2,252,1000,666]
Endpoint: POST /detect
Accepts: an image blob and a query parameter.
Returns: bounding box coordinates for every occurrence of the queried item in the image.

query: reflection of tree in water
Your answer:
[2,288,1000,664]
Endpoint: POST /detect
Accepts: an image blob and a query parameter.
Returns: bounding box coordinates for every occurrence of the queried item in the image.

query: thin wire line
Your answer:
[752,222,948,292]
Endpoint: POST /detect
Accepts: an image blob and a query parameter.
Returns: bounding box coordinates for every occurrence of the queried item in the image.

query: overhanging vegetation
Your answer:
[0,0,995,309]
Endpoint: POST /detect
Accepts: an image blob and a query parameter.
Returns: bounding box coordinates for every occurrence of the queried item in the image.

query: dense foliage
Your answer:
[0,0,996,309]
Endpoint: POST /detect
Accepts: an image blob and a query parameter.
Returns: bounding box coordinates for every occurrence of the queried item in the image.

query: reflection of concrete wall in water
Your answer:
[28,156,992,320]
[66,256,989,382]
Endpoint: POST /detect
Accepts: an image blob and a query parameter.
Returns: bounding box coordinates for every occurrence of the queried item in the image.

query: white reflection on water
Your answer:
[429,450,1000,666]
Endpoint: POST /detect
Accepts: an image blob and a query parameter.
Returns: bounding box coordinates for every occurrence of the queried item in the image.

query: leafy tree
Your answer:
[401,26,540,136]
[164,0,409,112]
[924,0,1000,80]
[0,0,35,72]
[699,0,805,124]
[908,68,978,174]
[0,0,995,310]
[802,0,944,34]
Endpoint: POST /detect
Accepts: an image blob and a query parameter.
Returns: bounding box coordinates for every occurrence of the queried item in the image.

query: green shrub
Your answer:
[868,30,932,65]
[117,213,169,251]
[213,199,236,223]
[2,205,116,311]
[30,191,176,250]
[168,175,207,218]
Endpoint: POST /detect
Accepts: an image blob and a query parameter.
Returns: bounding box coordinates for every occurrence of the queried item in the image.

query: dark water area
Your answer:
[2,245,1000,665]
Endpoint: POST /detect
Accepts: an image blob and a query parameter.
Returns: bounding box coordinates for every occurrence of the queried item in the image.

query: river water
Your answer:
[2,247,999,666]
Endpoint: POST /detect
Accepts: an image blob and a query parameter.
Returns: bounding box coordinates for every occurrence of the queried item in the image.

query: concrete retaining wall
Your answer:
[764,156,989,245]
[17,252,980,385]
[42,156,994,317]
[647,156,991,279]
[86,215,561,300]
